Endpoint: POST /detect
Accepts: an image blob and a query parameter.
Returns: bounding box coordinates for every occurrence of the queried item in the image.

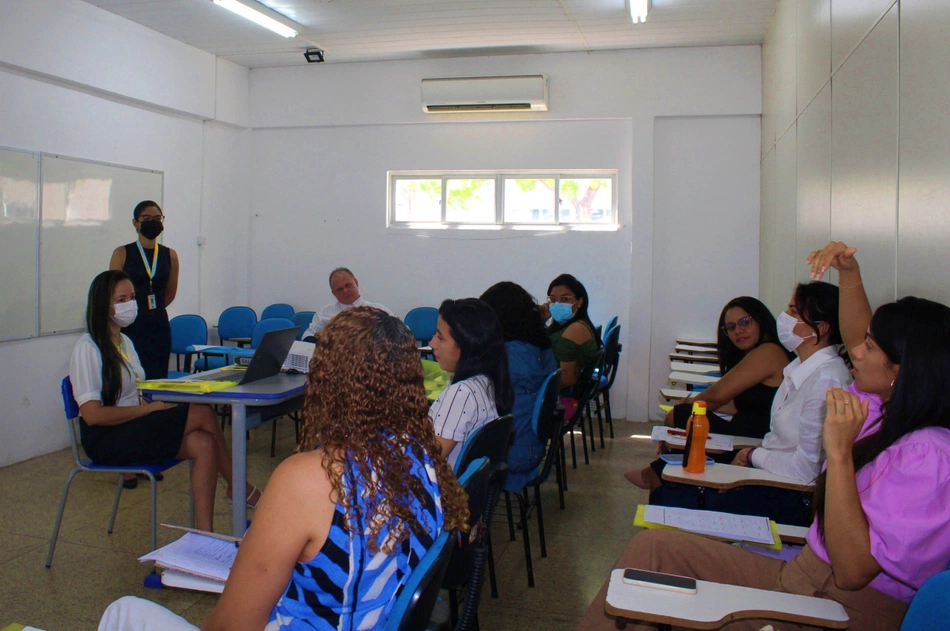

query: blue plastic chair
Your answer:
[383,528,456,631]
[251,317,296,348]
[405,307,439,346]
[899,562,950,630]
[261,303,294,320]
[217,306,257,346]
[603,316,618,342]
[291,311,315,340]
[169,314,224,375]
[46,377,193,569]
[593,324,622,445]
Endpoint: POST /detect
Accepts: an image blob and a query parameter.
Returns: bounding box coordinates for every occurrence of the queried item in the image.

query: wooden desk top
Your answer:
[604,569,848,629]
[661,464,815,492]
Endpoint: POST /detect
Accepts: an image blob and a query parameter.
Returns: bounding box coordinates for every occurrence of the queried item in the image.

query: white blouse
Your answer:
[69,333,145,408]
[428,374,498,468]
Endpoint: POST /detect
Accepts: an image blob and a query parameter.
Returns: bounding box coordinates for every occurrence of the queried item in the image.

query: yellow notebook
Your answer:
[138,379,240,393]
[634,504,782,551]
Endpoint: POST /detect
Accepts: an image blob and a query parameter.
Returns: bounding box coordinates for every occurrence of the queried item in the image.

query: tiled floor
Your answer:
[0,415,657,630]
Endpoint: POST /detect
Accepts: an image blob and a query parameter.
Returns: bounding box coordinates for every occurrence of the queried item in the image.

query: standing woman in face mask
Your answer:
[109,200,178,381]
[542,274,600,389]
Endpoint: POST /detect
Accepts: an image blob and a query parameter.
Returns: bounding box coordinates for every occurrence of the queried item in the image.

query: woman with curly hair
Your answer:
[98,307,469,631]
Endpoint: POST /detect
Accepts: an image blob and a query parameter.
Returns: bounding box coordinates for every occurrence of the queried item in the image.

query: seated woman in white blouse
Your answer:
[428,298,514,469]
[70,270,261,531]
[651,281,851,526]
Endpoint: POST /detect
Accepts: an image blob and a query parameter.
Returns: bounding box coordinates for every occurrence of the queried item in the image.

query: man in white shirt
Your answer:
[302,267,394,339]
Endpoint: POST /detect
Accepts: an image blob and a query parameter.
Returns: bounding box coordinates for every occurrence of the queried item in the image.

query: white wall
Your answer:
[760,0,950,313]
[247,47,763,423]
[0,0,249,466]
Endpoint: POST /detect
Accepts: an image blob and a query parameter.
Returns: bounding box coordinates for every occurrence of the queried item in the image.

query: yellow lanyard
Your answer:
[135,240,159,290]
[116,342,141,383]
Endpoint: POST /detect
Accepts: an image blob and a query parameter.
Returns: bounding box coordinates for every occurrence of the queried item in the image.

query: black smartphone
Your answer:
[622,568,698,594]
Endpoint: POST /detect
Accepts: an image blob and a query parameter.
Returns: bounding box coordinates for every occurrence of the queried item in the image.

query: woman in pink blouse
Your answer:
[576,242,950,631]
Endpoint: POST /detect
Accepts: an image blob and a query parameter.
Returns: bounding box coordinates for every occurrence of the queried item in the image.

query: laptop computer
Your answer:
[192,326,299,386]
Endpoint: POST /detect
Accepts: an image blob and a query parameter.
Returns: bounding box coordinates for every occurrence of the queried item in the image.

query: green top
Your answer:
[550,323,599,368]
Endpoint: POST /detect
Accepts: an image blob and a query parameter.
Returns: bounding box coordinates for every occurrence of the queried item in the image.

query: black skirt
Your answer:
[80,404,189,466]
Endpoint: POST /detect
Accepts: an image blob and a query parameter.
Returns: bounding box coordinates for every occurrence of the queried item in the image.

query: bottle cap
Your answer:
[692,401,707,415]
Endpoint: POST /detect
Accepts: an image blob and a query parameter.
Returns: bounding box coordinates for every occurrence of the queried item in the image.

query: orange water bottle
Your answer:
[683,401,709,474]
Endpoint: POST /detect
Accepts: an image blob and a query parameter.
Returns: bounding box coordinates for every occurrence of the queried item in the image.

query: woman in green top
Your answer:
[542,273,600,388]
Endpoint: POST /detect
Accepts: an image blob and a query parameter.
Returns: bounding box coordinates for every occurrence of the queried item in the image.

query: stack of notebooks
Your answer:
[139,530,239,593]
[635,505,782,550]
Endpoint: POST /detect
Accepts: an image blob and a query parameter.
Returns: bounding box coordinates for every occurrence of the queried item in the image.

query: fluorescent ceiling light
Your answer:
[629,0,650,24]
[212,0,298,38]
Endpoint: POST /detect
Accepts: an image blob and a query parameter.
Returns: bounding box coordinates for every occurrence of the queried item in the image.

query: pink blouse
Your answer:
[806,385,950,603]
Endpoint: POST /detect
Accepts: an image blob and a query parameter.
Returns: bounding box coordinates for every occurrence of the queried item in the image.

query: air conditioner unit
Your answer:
[421,75,548,113]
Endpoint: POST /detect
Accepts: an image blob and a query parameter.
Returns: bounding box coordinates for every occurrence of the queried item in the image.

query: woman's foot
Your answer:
[227,484,263,509]
[623,466,662,491]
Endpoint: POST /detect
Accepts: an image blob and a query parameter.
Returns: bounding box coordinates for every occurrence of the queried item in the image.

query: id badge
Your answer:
[147,294,157,311]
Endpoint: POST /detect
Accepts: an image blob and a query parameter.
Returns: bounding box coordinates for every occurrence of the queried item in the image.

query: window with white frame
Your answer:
[388,171,618,230]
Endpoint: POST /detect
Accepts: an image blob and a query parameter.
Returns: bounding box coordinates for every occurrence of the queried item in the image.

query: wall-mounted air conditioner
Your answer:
[421,75,548,113]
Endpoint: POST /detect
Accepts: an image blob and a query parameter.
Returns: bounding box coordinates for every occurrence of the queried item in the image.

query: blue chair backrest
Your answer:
[453,415,515,476]
[405,307,439,345]
[169,314,208,354]
[291,311,315,340]
[604,316,618,339]
[261,303,295,320]
[383,528,456,631]
[217,306,257,341]
[900,563,950,630]
[531,369,563,442]
[251,317,296,348]
[61,376,79,421]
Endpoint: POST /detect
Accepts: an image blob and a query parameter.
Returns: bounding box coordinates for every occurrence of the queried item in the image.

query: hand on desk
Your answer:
[731,448,753,467]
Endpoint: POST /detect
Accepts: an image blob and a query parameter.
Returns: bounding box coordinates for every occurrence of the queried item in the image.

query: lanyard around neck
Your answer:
[135,240,159,287]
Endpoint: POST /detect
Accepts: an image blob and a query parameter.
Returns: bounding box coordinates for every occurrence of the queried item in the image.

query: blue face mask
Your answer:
[550,302,575,324]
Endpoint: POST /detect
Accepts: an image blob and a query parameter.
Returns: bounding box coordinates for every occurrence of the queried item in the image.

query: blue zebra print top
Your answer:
[266,441,444,631]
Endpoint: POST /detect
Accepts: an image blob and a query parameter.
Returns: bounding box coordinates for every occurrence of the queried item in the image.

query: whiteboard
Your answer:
[40,155,163,335]
[0,148,40,341]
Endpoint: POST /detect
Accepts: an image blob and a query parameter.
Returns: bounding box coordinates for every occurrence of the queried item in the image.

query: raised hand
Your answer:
[806,241,859,280]
[822,387,869,463]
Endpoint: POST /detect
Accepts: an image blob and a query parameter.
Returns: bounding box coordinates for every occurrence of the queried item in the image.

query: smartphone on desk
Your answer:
[659,454,714,466]
[622,568,698,594]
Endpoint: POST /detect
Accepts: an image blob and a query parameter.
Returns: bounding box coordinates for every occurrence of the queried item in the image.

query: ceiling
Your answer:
[80,0,778,69]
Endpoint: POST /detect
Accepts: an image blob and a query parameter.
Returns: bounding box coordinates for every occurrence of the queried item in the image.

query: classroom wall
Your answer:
[759,0,950,314]
[0,0,250,466]
[246,46,763,423]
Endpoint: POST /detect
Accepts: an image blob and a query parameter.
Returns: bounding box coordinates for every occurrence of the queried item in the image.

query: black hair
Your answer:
[793,281,842,346]
[479,281,551,350]
[815,297,950,533]
[85,270,132,406]
[546,273,598,342]
[716,296,793,374]
[438,298,513,416]
[133,200,162,220]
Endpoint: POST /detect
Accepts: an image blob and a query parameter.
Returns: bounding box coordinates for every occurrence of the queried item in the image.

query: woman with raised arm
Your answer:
[577,243,950,631]
[98,306,470,631]
[626,296,792,489]
[70,271,259,533]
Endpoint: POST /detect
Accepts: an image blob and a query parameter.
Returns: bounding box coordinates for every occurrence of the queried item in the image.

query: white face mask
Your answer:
[112,300,138,328]
[776,311,817,353]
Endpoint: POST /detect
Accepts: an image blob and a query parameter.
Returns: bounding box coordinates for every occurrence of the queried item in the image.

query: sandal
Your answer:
[227,485,262,509]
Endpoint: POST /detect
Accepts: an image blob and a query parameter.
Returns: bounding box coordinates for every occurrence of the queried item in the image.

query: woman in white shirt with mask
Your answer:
[69,270,261,532]
[650,281,851,525]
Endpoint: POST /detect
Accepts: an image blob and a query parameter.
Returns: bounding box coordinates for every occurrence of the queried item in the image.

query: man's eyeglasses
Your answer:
[137,215,164,223]
[548,295,577,305]
[721,315,753,334]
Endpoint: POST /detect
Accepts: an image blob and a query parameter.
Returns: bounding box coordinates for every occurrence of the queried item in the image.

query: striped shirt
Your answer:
[428,374,498,468]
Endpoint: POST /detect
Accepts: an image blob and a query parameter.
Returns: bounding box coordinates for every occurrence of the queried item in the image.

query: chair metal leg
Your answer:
[586,402,596,453]
[108,475,124,533]
[605,390,615,438]
[270,418,278,458]
[535,485,547,558]
[580,417,591,464]
[188,460,196,528]
[486,527,499,598]
[46,467,81,568]
[595,395,606,448]
[554,443,565,510]
[149,474,158,552]
[504,492,516,542]
[517,494,534,588]
[569,426,578,469]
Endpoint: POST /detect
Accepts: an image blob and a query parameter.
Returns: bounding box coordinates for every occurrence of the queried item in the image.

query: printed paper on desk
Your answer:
[643,505,774,545]
[650,426,734,451]
[139,532,236,582]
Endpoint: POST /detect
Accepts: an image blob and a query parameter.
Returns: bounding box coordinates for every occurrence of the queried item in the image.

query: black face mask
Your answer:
[139,220,164,240]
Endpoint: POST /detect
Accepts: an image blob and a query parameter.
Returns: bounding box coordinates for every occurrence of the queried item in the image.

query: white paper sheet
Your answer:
[139,532,236,582]
[643,505,774,545]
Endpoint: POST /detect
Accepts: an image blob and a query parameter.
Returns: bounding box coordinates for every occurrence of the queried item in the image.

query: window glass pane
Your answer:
[393,179,441,222]
[503,178,556,223]
[558,178,613,223]
[445,178,496,223]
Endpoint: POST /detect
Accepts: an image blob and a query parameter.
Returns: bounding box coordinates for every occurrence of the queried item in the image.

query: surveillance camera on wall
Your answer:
[304,48,325,63]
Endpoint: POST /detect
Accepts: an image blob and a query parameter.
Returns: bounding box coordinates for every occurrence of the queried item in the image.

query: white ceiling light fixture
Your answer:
[628,0,650,24]
[212,0,298,38]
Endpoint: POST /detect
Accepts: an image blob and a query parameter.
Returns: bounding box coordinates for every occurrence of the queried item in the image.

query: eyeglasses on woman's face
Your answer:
[721,315,754,335]
[136,214,164,223]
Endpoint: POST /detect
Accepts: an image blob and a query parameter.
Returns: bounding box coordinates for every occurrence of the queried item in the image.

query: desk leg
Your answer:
[232,403,248,539]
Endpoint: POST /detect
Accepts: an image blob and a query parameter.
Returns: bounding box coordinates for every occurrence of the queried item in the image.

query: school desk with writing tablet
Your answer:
[660,388,691,401]
[604,569,848,629]
[670,361,721,375]
[669,353,720,365]
[669,371,720,387]
[675,339,718,348]
[674,344,719,355]
[661,464,815,492]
